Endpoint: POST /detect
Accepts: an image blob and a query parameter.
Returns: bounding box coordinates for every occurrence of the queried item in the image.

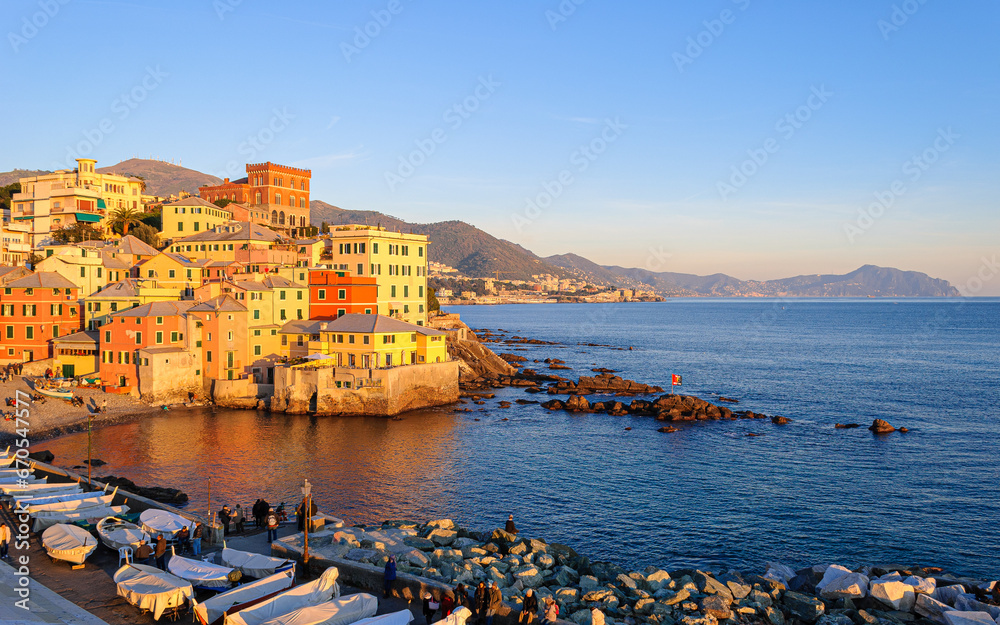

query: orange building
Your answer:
[0,272,81,363]
[198,162,311,234]
[188,295,249,381]
[98,301,195,388]
[308,269,378,320]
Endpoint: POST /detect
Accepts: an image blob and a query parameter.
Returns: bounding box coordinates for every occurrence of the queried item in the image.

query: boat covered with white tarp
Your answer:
[28,488,116,513]
[221,546,294,578]
[97,516,149,551]
[193,568,296,625]
[354,610,418,625]
[140,508,191,539]
[431,607,471,625]
[1,480,81,495]
[10,486,108,506]
[227,567,341,625]
[114,563,194,621]
[253,593,379,625]
[41,523,99,564]
[32,504,130,532]
[167,551,239,590]
[0,474,43,484]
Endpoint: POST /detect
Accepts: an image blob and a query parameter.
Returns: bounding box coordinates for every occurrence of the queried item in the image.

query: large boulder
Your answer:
[513,565,544,588]
[579,576,599,592]
[816,565,853,593]
[869,419,896,433]
[700,595,732,620]
[554,566,580,587]
[904,575,937,595]
[871,579,917,611]
[942,613,997,625]
[934,585,969,606]
[915,594,955,623]
[717,571,751,599]
[536,554,556,569]
[646,569,672,592]
[820,572,869,600]
[663,588,690,606]
[765,562,797,585]
[427,529,458,546]
[565,395,590,412]
[783,591,826,623]
[427,519,457,530]
[491,529,518,544]
[695,572,733,602]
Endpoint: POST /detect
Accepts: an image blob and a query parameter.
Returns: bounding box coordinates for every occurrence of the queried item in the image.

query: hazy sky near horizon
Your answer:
[3,1,998,294]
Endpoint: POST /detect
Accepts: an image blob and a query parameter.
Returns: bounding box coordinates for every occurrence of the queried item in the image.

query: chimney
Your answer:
[224,178,229,183]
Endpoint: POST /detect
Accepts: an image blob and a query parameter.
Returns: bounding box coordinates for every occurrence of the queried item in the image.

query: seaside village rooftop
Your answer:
[0,159,459,415]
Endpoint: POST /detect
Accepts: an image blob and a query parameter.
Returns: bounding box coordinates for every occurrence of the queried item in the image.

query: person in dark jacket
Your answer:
[519,589,538,624]
[383,555,397,597]
[440,591,456,617]
[252,499,263,528]
[135,540,154,566]
[505,514,518,535]
[219,506,231,535]
[265,508,279,542]
[177,526,190,554]
[422,593,439,625]
[453,583,470,612]
[154,534,167,569]
[474,582,488,625]
[191,523,203,556]
[486,581,503,625]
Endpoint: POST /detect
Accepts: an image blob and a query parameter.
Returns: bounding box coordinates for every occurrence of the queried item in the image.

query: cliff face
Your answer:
[428,313,515,384]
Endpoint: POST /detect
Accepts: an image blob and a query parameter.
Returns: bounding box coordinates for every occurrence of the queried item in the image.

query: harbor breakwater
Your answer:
[272,517,1000,625]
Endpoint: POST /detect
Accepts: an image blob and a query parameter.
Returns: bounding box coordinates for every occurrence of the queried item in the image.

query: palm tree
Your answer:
[110,206,142,236]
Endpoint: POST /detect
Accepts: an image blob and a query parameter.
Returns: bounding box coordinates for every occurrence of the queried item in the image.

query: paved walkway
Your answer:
[0,559,110,625]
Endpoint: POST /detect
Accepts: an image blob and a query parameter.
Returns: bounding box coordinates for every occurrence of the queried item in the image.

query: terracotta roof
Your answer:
[261,275,305,289]
[101,253,130,270]
[52,330,98,345]
[6,272,78,289]
[188,295,247,313]
[278,320,325,334]
[114,301,196,318]
[112,235,158,256]
[162,196,226,209]
[90,279,139,298]
[175,222,280,243]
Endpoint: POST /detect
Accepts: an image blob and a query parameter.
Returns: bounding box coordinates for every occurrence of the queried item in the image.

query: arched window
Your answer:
[256,192,262,204]
[299,198,306,208]
[271,210,278,223]
[275,193,281,205]
[279,211,285,225]
[289,196,295,207]
[299,216,306,228]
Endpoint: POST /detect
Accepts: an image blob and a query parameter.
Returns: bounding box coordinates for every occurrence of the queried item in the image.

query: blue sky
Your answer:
[3,0,998,294]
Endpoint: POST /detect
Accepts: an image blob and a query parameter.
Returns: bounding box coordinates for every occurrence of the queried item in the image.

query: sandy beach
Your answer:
[0,376,166,444]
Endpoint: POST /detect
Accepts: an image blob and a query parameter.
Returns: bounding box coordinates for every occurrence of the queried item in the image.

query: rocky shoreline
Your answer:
[284,517,1000,625]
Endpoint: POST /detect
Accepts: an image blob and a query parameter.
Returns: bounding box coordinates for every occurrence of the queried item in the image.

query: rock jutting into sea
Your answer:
[279,517,1000,625]
[98,474,189,505]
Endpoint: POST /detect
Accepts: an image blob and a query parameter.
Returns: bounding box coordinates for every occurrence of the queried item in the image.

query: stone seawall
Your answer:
[270,361,460,416]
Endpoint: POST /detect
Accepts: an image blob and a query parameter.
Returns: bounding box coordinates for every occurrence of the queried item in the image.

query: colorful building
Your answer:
[0,272,81,363]
[159,197,233,241]
[308,269,378,320]
[198,162,311,235]
[278,313,447,368]
[34,246,130,297]
[134,252,208,292]
[326,225,430,326]
[9,158,144,246]
[167,222,284,265]
[83,279,182,330]
[99,301,195,389]
[52,330,99,377]
[187,295,249,382]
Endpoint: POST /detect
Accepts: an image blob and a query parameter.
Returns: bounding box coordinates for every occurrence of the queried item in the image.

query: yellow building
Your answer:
[167,222,285,265]
[278,314,447,367]
[10,158,145,246]
[325,225,429,326]
[34,246,130,298]
[135,252,208,292]
[83,278,183,330]
[159,197,233,241]
[52,330,99,377]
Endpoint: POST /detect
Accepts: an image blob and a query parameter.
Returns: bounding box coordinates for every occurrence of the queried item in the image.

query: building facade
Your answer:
[0,273,81,363]
[198,162,311,235]
[159,197,233,241]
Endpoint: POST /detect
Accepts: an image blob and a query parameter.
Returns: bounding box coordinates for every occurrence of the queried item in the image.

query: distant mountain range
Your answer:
[0,159,959,296]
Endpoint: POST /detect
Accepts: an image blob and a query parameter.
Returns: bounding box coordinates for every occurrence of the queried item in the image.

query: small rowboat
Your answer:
[193,568,295,625]
[27,487,117,513]
[226,567,341,625]
[0,474,44,484]
[114,563,194,621]
[42,523,99,564]
[139,509,191,540]
[1,481,82,496]
[97,516,149,551]
[11,485,108,506]
[221,545,294,579]
[36,386,74,400]
[33,504,130,533]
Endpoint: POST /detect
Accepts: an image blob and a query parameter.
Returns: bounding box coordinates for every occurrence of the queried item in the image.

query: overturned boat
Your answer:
[41,523,99,565]
[140,508,191,540]
[167,549,241,590]
[114,563,194,621]
[32,504,130,532]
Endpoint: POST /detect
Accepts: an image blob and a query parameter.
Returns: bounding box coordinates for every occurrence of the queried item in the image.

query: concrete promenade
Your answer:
[0,559,110,625]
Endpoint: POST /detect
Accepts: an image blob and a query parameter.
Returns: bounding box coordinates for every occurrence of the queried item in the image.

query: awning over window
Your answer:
[75,212,102,222]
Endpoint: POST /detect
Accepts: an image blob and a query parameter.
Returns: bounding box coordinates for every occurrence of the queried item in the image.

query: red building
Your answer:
[99,301,195,388]
[0,272,81,363]
[308,270,378,320]
[198,162,311,234]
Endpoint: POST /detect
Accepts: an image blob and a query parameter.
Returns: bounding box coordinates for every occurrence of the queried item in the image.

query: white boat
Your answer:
[140,508,191,540]
[41,523,99,564]
[252,593,379,625]
[97,516,150,551]
[28,488,116,513]
[167,551,239,590]
[431,607,472,625]
[221,546,294,579]
[32,504,130,532]
[357,610,419,625]
[114,563,194,621]
[193,568,296,625]
[227,567,342,625]
[1,481,82,496]
[12,485,109,506]
[0,474,44,484]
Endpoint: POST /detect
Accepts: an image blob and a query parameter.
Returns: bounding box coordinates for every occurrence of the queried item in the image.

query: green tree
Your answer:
[427,287,440,313]
[0,182,21,213]
[109,206,143,235]
[27,253,43,270]
[139,208,162,231]
[320,221,329,234]
[130,223,161,248]
[51,222,106,244]
[214,198,235,208]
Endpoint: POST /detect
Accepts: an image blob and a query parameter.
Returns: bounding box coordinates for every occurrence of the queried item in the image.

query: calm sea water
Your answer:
[38,300,1000,578]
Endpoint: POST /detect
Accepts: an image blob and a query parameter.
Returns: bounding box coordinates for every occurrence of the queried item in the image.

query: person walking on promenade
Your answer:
[453,583,470,611]
[252,499,263,528]
[505,514,518,535]
[542,597,558,625]
[219,505,231,536]
[265,507,279,542]
[154,534,167,569]
[191,522,203,556]
[0,522,11,559]
[383,555,397,598]
[233,504,245,533]
[519,589,538,625]
[135,540,154,566]
[474,582,488,625]
[486,581,503,625]
[177,525,190,554]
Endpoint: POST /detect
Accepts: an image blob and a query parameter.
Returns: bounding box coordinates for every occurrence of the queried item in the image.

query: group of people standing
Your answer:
[215,500,283,541]
[0,362,22,382]
[133,521,205,569]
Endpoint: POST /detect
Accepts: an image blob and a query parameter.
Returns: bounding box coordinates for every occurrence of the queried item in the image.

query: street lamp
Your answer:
[301,479,311,571]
